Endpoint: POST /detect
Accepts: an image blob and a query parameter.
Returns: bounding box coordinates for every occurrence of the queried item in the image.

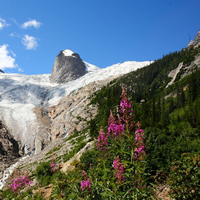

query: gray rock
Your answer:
[50,49,87,84]
[188,30,200,48]
[0,120,21,174]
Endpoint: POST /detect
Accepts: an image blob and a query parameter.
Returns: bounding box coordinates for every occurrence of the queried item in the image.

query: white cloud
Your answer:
[10,32,20,38]
[9,33,15,37]
[21,19,42,29]
[22,35,38,50]
[11,18,19,26]
[18,67,24,72]
[0,44,18,70]
[0,18,9,30]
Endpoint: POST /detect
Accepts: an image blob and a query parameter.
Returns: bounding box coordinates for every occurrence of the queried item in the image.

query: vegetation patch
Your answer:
[63,141,87,163]
[45,144,64,156]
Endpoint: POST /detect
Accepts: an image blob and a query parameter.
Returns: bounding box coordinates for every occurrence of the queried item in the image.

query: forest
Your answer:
[89,46,200,175]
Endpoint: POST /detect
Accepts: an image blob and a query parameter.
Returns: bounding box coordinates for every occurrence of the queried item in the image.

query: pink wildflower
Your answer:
[81,170,87,177]
[9,176,32,192]
[118,87,135,131]
[81,178,91,191]
[119,87,133,114]
[108,110,116,125]
[50,161,59,172]
[113,155,125,184]
[108,123,124,137]
[108,111,125,138]
[134,129,145,160]
[97,126,108,151]
[50,161,55,168]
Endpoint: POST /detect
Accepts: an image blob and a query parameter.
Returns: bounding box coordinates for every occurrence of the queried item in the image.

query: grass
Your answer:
[45,144,64,156]
[63,141,87,162]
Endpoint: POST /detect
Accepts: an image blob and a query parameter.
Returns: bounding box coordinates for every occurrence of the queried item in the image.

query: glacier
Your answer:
[0,60,151,155]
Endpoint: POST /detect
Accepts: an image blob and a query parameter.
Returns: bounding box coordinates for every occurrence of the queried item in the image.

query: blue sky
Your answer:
[0,0,200,75]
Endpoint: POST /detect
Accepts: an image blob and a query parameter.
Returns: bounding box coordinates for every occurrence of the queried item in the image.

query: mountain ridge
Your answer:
[0,58,151,157]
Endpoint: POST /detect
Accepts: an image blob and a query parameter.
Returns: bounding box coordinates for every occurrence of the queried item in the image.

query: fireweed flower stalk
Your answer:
[113,155,125,184]
[119,87,134,127]
[134,129,146,160]
[97,126,108,152]
[116,87,147,195]
[131,128,146,191]
[89,87,148,199]
[108,111,125,138]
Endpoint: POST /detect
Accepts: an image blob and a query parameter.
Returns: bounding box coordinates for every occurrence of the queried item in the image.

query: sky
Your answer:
[0,0,200,75]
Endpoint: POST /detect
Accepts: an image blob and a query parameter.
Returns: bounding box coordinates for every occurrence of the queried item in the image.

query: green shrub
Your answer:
[63,141,87,162]
[64,130,79,142]
[35,162,53,187]
[80,148,100,170]
[167,153,200,199]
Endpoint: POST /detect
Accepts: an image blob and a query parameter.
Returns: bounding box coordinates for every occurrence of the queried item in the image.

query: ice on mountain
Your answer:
[0,60,151,155]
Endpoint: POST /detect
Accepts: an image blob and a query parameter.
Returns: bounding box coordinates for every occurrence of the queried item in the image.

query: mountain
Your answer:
[1,31,200,198]
[0,52,150,186]
[50,49,87,84]
[0,60,150,155]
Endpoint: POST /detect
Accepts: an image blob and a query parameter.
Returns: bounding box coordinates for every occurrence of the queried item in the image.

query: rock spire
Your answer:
[50,49,86,84]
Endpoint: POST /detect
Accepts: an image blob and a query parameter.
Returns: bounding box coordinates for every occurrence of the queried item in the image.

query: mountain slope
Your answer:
[87,45,200,175]
[0,60,151,156]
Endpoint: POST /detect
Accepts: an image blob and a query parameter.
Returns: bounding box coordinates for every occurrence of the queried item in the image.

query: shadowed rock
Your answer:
[0,120,20,175]
[50,49,86,84]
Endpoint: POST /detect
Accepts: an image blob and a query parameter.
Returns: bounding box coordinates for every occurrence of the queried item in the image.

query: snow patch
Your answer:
[63,49,76,57]
[84,61,100,72]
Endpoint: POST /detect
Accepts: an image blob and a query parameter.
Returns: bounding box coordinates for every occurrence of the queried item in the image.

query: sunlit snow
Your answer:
[84,61,99,72]
[63,49,76,57]
[0,60,151,155]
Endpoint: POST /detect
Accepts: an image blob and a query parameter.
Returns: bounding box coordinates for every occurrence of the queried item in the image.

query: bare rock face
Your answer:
[188,30,200,48]
[33,106,52,154]
[50,49,87,84]
[49,76,118,140]
[49,81,99,140]
[0,70,4,74]
[0,120,20,175]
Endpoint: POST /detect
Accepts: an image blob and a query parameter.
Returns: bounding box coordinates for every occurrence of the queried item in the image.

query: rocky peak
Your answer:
[188,30,200,48]
[50,49,87,84]
[0,69,4,74]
